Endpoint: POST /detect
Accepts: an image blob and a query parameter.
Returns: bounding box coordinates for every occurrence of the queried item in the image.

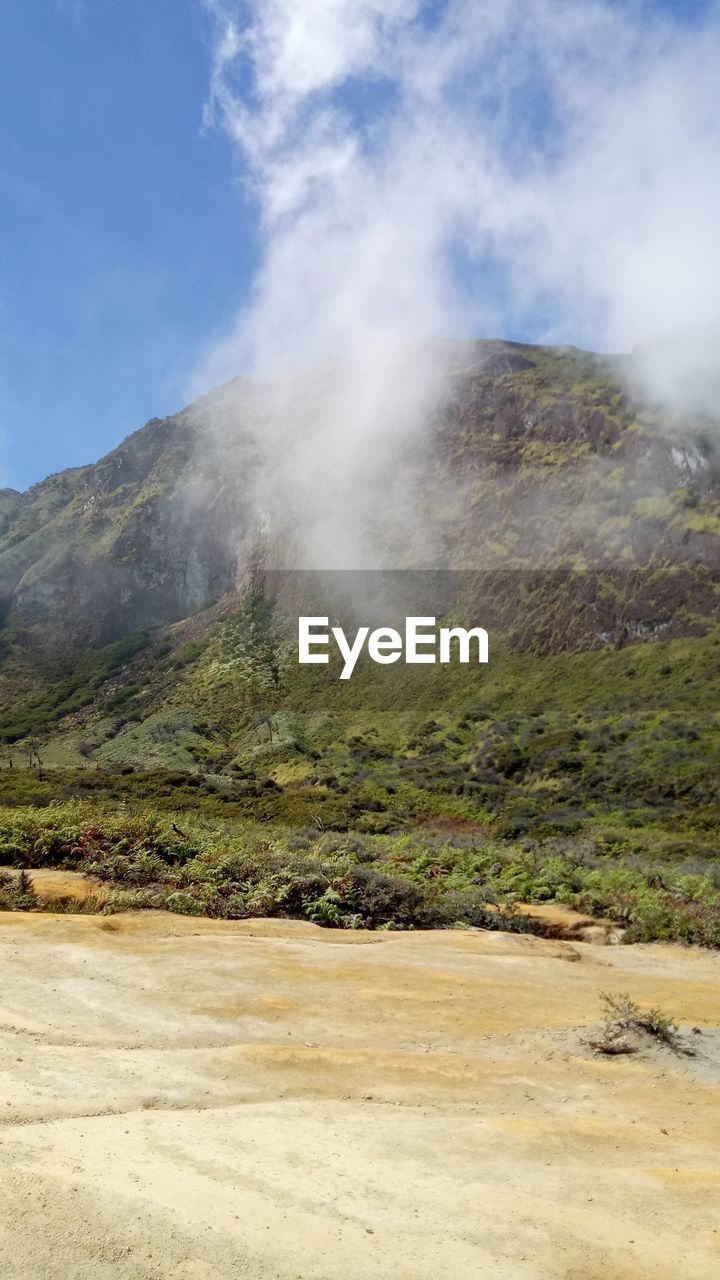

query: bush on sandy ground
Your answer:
[590,991,681,1055]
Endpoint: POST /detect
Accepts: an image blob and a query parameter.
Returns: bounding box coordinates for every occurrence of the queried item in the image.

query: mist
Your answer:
[191,0,720,570]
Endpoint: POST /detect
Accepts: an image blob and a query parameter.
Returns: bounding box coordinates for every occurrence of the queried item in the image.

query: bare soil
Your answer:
[0,911,718,1278]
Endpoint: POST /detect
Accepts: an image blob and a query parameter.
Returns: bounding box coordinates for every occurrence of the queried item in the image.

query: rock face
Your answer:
[1,339,720,651]
[0,415,250,646]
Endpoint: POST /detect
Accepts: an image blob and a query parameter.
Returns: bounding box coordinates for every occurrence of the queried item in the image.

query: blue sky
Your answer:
[0,0,714,490]
[0,0,258,489]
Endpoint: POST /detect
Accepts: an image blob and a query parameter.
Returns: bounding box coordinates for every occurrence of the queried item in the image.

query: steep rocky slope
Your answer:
[2,339,720,655]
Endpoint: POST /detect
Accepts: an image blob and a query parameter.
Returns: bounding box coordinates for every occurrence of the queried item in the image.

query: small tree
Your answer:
[14,870,38,911]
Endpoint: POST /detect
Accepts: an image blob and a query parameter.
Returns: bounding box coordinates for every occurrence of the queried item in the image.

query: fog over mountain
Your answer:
[0,340,719,659]
[190,0,720,572]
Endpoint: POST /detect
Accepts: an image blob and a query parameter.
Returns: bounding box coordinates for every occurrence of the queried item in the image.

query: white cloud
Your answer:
[194,0,720,566]
[201,1,720,372]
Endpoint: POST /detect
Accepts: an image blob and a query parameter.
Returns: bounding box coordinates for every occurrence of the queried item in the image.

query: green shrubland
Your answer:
[0,800,718,944]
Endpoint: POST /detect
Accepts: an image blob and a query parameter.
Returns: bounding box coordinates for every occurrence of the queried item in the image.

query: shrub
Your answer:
[0,840,28,866]
[333,867,424,927]
[304,889,345,927]
[214,892,249,920]
[166,891,204,916]
[599,991,679,1044]
[102,888,168,913]
[15,869,37,909]
[0,868,38,911]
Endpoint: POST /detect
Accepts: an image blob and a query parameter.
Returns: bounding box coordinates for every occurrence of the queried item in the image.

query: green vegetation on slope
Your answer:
[0,631,151,743]
[0,343,718,944]
[0,610,718,944]
[0,801,718,946]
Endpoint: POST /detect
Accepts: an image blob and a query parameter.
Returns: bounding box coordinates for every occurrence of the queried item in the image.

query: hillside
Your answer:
[0,341,719,945]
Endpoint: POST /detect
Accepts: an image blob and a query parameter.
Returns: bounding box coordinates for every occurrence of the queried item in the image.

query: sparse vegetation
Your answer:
[590,990,681,1054]
[600,991,679,1042]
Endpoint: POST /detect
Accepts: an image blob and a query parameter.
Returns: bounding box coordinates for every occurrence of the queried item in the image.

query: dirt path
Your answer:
[0,912,718,1278]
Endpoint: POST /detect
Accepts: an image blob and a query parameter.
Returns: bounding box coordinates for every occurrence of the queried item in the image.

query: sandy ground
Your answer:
[26,867,108,903]
[0,911,718,1279]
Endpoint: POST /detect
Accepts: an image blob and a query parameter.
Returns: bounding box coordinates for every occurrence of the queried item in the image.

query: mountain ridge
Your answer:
[2,338,720,655]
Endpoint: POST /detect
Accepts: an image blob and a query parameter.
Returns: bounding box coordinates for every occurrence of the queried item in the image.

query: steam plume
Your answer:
[193,0,720,568]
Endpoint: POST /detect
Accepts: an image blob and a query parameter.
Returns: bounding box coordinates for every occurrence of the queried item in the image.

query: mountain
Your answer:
[0,338,718,846]
[3,339,720,653]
